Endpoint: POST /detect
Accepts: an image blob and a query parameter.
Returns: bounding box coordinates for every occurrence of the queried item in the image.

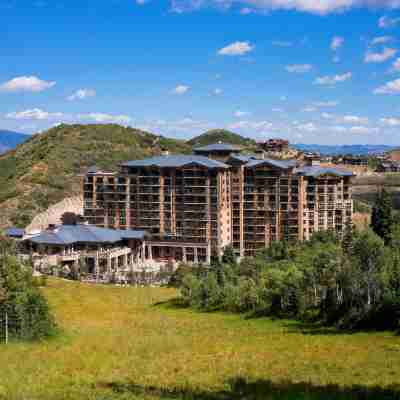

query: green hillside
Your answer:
[188,129,256,148]
[0,124,190,228]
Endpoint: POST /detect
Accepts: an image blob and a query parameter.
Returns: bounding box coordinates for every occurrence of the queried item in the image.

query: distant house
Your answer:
[376,161,400,173]
[342,156,369,167]
[258,138,289,153]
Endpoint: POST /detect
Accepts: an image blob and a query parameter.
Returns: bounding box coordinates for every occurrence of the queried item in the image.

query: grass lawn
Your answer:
[1,279,400,400]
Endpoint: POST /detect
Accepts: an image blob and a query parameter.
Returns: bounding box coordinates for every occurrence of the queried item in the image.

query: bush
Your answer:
[0,255,56,341]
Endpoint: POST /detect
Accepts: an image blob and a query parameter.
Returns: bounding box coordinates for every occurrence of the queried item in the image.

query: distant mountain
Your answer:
[0,130,29,154]
[188,129,256,148]
[293,144,397,156]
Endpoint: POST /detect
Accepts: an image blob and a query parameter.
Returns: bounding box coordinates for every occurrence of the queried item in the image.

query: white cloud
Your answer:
[297,122,317,132]
[271,107,284,112]
[218,41,254,56]
[364,47,397,63]
[79,113,132,124]
[314,72,352,86]
[302,106,317,112]
[136,0,148,4]
[379,15,400,29]
[331,36,344,51]
[321,112,334,119]
[172,85,190,95]
[0,76,56,92]
[391,57,400,72]
[380,117,400,126]
[6,108,63,120]
[342,115,369,124]
[370,36,393,46]
[285,64,313,73]
[228,120,274,132]
[313,101,339,107]
[171,0,400,16]
[374,78,400,94]
[331,125,347,132]
[240,7,253,14]
[67,88,96,101]
[234,110,251,117]
[212,88,222,95]
[349,126,378,134]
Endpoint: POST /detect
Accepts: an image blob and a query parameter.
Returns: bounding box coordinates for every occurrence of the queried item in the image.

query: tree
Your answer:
[222,246,236,265]
[371,189,393,245]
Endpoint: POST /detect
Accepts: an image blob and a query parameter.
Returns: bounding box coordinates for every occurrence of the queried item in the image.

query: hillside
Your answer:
[188,129,256,148]
[0,124,190,228]
[0,130,29,154]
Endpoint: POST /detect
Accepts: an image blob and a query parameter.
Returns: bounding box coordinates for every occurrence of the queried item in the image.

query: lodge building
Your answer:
[82,144,354,261]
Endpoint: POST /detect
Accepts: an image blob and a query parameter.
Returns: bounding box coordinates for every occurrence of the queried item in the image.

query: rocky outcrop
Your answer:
[26,196,83,234]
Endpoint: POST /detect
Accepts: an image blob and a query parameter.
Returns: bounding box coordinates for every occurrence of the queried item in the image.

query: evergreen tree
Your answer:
[342,219,354,255]
[371,189,393,245]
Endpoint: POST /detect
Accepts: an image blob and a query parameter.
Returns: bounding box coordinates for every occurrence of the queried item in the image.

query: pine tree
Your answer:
[371,189,393,245]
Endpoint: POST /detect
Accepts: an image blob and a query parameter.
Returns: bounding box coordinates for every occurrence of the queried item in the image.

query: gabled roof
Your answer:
[246,158,297,170]
[27,225,147,246]
[194,143,240,152]
[5,227,25,238]
[121,155,228,169]
[295,166,354,177]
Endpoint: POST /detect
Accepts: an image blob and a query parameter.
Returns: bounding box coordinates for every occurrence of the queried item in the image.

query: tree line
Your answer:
[174,189,400,330]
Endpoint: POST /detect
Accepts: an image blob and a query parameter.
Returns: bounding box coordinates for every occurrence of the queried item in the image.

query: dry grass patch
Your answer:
[0,279,400,399]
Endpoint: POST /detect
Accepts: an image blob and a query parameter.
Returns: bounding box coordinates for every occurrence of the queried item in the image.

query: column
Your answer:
[148,244,153,260]
[207,243,211,265]
[182,247,187,263]
[194,247,198,264]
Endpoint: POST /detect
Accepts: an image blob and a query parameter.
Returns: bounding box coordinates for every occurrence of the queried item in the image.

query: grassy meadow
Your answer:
[1,279,400,400]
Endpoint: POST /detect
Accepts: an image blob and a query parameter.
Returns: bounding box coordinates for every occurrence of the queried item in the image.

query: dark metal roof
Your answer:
[227,154,256,164]
[246,158,297,170]
[121,155,228,169]
[194,143,240,152]
[5,227,25,238]
[28,225,146,246]
[295,166,354,177]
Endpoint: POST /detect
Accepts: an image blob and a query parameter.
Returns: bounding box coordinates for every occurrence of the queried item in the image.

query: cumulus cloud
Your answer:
[234,110,251,117]
[172,85,190,95]
[296,122,317,132]
[314,72,352,86]
[285,64,313,73]
[0,76,56,92]
[6,108,63,120]
[212,88,223,95]
[342,115,369,124]
[67,88,96,101]
[228,120,274,132]
[78,113,132,124]
[312,101,339,107]
[370,36,393,46]
[364,47,397,63]
[302,106,317,112]
[331,36,344,50]
[379,15,400,29]
[374,78,400,94]
[171,0,400,16]
[380,117,400,126]
[390,57,400,72]
[218,41,254,56]
[349,126,378,134]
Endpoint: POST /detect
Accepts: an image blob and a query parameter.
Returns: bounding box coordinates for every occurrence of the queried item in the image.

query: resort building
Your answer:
[82,144,354,260]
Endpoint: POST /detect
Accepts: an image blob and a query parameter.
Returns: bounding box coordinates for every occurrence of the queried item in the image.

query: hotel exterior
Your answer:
[82,144,353,262]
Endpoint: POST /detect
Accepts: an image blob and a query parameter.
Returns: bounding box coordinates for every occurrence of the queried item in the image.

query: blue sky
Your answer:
[1,0,400,144]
